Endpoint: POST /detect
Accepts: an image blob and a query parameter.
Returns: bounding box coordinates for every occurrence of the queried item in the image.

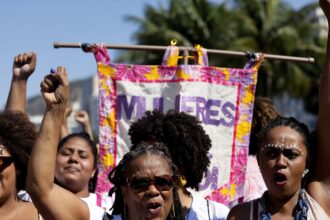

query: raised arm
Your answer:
[5,52,36,112]
[316,0,330,179]
[306,0,330,216]
[60,103,72,139]
[26,67,90,220]
[75,110,94,140]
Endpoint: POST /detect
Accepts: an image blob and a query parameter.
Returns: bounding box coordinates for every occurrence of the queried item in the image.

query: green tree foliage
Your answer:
[117,0,325,114]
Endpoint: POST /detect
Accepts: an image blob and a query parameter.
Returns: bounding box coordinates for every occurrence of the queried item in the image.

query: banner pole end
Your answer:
[53,42,59,49]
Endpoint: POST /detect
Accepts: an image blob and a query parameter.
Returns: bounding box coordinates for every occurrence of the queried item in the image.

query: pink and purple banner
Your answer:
[91,45,263,207]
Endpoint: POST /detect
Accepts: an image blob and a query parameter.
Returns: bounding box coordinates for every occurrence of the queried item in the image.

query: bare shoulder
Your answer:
[227,201,251,220]
[15,201,39,219]
[307,180,330,216]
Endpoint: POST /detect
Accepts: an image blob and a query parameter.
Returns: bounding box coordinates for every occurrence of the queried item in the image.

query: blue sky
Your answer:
[0,0,316,108]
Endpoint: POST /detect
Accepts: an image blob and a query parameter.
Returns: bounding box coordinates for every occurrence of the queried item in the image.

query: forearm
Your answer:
[61,119,70,139]
[27,109,90,220]
[315,25,330,177]
[82,123,94,140]
[319,30,330,114]
[27,106,64,198]
[5,79,27,113]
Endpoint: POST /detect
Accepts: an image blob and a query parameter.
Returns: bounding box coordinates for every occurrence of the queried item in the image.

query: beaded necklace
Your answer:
[259,189,308,220]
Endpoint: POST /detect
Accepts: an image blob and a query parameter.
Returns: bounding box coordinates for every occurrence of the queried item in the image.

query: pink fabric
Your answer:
[90,45,264,206]
[243,156,267,202]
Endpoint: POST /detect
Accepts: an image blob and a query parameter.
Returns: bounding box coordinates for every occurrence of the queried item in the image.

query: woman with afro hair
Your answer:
[0,110,40,219]
[0,51,41,219]
[128,109,229,220]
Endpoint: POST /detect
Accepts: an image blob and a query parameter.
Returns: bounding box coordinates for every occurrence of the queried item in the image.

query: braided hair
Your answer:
[257,117,310,220]
[108,142,184,220]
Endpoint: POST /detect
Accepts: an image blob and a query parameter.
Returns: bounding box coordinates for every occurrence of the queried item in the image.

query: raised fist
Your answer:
[75,111,90,124]
[13,52,37,80]
[40,66,70,108]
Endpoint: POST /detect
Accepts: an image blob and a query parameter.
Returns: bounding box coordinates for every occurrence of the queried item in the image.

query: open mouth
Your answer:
[146,202,162,215]
[273,173,287,186]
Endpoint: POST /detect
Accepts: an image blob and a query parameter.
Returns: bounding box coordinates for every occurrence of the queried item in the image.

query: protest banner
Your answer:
[92,44,263,206]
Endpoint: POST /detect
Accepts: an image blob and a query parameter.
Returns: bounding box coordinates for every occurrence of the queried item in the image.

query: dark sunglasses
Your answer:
[0,156,14,169]
[127,175,175,193]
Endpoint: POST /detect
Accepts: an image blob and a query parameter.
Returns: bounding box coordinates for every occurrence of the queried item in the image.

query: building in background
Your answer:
[27,74,99,137]
[309,6,328,38]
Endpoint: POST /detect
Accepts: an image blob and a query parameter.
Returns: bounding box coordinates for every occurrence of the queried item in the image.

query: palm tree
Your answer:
[117,0,240,65]
[118,0,324,107]
[231,0,324,98]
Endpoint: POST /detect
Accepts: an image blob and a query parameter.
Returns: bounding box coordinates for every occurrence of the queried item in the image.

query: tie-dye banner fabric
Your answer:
[92,45,263,206]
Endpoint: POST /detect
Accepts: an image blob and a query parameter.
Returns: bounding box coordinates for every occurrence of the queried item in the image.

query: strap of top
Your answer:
[251,199,259,220]
[207,199,210,220]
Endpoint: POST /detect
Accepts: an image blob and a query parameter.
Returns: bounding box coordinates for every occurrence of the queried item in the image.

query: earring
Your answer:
[179,176,187,186]
[302,169,309,178]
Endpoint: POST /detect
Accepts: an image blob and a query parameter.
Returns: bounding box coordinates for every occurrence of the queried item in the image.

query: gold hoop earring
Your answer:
[179,176,187,186]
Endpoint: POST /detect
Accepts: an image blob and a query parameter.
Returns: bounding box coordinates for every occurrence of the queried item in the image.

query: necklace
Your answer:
[259,189,309,220]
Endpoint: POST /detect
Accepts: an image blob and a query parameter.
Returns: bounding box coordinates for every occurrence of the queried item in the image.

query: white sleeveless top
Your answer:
[81,193,106,220]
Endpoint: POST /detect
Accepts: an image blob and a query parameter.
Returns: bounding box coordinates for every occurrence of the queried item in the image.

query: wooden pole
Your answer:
[53,42,315,63]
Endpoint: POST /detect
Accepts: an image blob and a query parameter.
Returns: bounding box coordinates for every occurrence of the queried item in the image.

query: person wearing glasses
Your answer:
[106,142,184,220]
[0,52,42,219]
[128,110,229,220]
[0,111,40,219]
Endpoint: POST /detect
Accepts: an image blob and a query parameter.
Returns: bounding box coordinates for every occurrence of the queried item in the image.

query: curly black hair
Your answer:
[129,109,211,190]
[0,111,37,191]
[249,97,280,155]
[128,110,164,145]
[108,142,184,220]
[57,132,99,192]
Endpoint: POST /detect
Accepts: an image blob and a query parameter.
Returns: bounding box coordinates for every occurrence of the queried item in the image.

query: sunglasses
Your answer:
[0,156,14,169]
[127,175,175,193]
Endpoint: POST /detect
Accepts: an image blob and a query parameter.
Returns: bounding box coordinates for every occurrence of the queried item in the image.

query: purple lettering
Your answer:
[176,96,236,127]
[205,99,221,125]
[180,96,195,113]
[153,97,164,113]
[219,101,235,127]
[199,166,219,190]
[117,95,146,120]
[195,97,207,123]
[175,95,181,112]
